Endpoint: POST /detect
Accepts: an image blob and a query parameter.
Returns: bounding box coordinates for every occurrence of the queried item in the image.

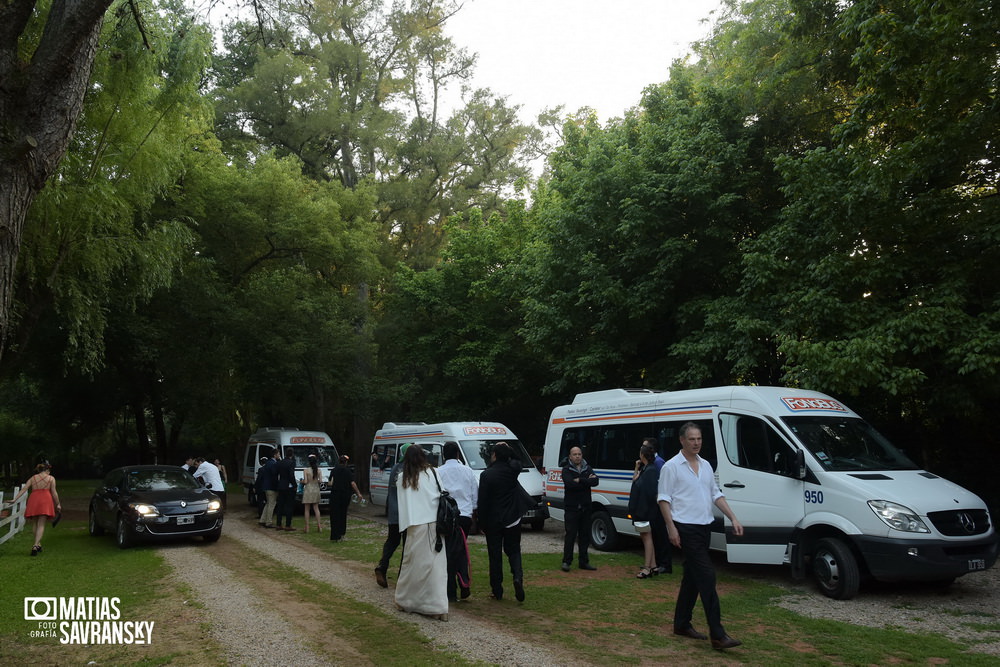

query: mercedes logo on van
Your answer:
[180,501,187,508]
[957,512,975,534]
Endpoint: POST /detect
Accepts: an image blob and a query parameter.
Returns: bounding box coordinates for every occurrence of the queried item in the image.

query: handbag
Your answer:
[432,469,460,553]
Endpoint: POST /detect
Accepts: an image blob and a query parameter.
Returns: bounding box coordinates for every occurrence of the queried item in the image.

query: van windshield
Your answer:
[458,439,533,471]
[284,445,339,468]
[783,416,918,472]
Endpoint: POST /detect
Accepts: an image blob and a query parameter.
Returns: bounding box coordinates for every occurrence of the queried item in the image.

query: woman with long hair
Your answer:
[6,462,61,556]
[629,444,659,578]
[394,445,448,621]
[301,454,323,533]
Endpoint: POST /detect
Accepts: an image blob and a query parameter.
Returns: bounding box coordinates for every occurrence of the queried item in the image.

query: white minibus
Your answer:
[542,386,998,599]
[370,422,548,530]
[240,427,340,506]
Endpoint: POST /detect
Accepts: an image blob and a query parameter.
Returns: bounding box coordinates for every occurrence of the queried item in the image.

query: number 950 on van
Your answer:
[542,387,998,599]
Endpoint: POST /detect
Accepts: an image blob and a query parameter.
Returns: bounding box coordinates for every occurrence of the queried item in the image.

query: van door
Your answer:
[715,410,804,564]
[369,443,399,507]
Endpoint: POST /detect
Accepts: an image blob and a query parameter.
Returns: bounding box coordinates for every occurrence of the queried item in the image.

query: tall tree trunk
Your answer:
[0,0,115,365]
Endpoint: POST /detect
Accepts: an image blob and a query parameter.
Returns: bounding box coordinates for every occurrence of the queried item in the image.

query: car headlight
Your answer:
[207,499,222,512]
[868,500,930,533]
[130,503,160,517]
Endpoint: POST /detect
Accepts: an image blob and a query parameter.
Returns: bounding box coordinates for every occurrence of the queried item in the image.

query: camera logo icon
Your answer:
[24,597,57,621]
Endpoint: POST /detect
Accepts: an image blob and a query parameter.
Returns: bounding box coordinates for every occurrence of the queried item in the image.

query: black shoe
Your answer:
[711,635,742,650]
[375,568,388,588]
[460,586,471,599]
[673,626,708,640]
[579,563,597,571]
[560,562,571,572]
[513,580,525,602]
[490,587,503,600]
[31,545,40,556]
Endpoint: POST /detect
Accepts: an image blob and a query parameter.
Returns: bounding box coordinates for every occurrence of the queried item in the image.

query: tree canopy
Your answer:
[0,0,997,509]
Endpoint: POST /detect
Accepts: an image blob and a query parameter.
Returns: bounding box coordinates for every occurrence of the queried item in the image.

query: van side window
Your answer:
[560,420,716,471]
[371,444,397,470]
[719,414,796,476]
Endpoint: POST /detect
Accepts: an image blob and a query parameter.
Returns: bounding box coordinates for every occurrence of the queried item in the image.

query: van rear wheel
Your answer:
[589,510,618,551]
[812,537,860,599]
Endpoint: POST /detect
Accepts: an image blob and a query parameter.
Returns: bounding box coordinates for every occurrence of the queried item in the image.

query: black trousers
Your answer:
[377,523,403,573]
[276,489,295,526]
[446,516,473,600]
[650,512,673,571]
[485,523,523,598]
[330,493,351,539]
[673,522,726,639]
[562,506,592,565]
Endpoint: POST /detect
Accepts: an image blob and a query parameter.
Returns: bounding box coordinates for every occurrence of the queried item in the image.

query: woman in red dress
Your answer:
[6,462,61,555]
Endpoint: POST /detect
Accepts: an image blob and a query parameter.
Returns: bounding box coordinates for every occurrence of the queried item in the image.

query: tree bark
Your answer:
[0,0,116,365]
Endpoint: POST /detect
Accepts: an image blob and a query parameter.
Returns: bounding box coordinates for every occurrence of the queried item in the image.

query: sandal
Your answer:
[636,567,653,579]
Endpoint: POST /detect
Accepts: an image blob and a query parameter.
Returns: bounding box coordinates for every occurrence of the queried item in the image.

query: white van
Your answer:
[369,422,549,530]
[240,427,340,507]
[542,387,998,599]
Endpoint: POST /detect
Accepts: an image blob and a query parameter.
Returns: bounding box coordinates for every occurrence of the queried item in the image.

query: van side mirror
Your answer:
[795,449,806,479]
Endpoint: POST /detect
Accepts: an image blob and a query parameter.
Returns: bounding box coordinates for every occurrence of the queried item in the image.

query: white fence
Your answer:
[0,486,26,545]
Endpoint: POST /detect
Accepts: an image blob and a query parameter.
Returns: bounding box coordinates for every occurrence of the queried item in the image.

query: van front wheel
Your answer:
[589,510,618,551]
[812,537,860,599]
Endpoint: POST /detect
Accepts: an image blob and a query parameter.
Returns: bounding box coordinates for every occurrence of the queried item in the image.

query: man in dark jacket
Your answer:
[374,444,408,588]
[275,450,297,531]
[258,449,280,528]
[561,446,599,571]
[477,442,527,602]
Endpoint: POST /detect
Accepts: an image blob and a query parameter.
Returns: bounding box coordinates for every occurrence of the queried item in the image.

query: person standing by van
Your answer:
[561,446,599,572]
[659,422,743,650]
[630,444,659,578]
[301,454,324,533]
[437,442,478,601]
[258,449,280,528]
[375,444,407,588]
[643,436,672,574]
[329,455,363,541]
[275,450,297,531]
[478,442,528,602]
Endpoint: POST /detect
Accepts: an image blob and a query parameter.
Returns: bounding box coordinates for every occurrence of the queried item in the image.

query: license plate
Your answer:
[177,516,194,525]
[968,558,986,571]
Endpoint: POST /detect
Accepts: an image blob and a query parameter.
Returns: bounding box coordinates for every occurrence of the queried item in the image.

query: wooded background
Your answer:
[0,0,997,510]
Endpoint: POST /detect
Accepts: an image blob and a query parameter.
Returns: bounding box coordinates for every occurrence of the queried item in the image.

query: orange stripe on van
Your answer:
[552,408,712,425]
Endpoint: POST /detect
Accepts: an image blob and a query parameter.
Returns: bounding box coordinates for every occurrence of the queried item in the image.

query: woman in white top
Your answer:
[394,445,448,621]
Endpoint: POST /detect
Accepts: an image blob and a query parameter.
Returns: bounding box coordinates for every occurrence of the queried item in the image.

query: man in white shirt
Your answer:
[437,442,478,601]
[193,456,227,509]
[658,422,743,650]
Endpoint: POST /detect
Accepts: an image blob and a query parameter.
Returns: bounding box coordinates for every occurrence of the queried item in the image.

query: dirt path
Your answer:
[161,506,571,666]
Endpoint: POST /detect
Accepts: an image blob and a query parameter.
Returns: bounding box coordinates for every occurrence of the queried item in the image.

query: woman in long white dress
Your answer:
[395,445,449,621]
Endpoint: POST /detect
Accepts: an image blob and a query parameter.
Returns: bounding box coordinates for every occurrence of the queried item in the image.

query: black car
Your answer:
[89,465,224,548]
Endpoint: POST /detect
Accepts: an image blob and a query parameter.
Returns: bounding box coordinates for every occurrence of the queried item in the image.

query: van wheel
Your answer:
[812,537,859,599]
[589,510,618,551]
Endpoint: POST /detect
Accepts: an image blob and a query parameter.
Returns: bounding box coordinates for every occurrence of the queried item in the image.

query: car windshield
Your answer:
[782,416,918,472]
[285,445,339,467]
[458,439,533,471]
[127,468,200,492]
